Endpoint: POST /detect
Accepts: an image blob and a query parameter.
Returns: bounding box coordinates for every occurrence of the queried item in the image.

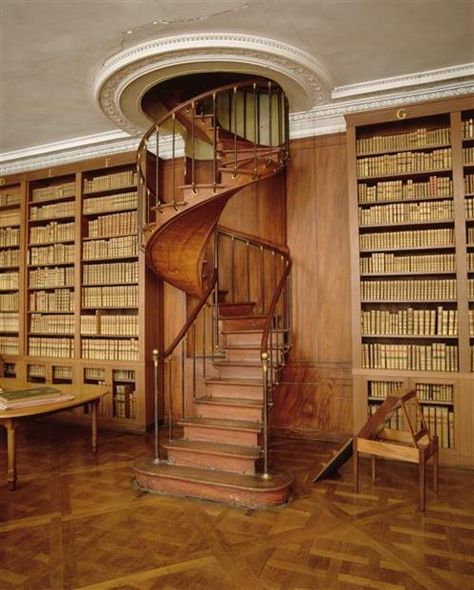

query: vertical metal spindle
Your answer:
[181,339,185,419]
[202,305,207,379]
[152,349,160,464]
[268,81,273,148]
[257,87,261,145]
[233,86,238,177]
[278,90,283,152]
[155,127,162,213]
[191,102,196,194]
[172,113,177,208]
[214,230,220,356]
[231,236,236,303]
[246,241,251,303]
[287,272,292,350]
[285,96,290,161]
[168,358,172,442]
[136,161,143,246]
[261,351,270,479]
[213,92,217,192]
[228,88,232,130]
[192,323,197,397]
[260,245,265,314]
[243,90,247,139]
[253,83,258,177]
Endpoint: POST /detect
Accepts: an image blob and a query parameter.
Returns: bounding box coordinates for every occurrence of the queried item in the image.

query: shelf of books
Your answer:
[347,96,474,467]
[0,153,159,432]
[0,182,25,379]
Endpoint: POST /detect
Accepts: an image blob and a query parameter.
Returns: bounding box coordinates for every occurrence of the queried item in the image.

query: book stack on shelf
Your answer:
[27,177,76,360]
[0,386,73,410]
[81,167,140,365]
[347,98,474,466]
[0,184,21,359]
[463,112,474,370]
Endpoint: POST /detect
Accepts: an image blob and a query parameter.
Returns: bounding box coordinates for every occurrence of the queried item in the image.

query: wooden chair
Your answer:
[353,390,438,511]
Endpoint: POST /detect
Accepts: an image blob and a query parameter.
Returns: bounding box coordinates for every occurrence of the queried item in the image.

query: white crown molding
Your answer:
[332,62,474,99]
[94,33,333,135]
[1,78,473,175]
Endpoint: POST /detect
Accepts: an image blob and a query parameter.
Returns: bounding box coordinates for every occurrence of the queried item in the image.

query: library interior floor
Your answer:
[0,423,473,590]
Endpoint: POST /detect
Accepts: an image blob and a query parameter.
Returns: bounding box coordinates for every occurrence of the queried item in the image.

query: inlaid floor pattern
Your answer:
[1,423,473,589]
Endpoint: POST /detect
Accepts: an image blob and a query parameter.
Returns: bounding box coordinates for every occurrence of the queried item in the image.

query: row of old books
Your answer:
[463,118,474,139]
[0,186,20,207]
[0,248,19,267]
[421,405,454,449]
[0,312,19,331]
[358,177,452,203]
[465,174,474,195]
[83,191,138,215]
[29,200,75,221]
[82,235,137,260]
[83,171,137,194]
[361,307,458,336]
[81,337,139,361]
[87,211,137,238]
[357,148,452,178]
[464,147,474,165]
[468,227,474,245]
[358,200,453,226]
[80,313,138,336]
[466,198,474,219]
[0,292,19,311]
[0,210,21,227]
[362,343,459,371]
[30,221,75,244]
[31,182,75,203]
[359,228,454,250]
[0,336,19,355]
[0,271,19,290]
[28,336,74,358]
[29,243,75,265]
[368,380,403,398]
[114,384,136,419]
[0,227,20,247]
[29,266,74,289]
[29,289,74,312]
[368,381,453,403]
[30,313,75,334]
[360,279,457,301]
[360,252,456,274]
[0,385,74,410]
[356,128,450,155]
[81,285,138,308]
[83,261,138,285]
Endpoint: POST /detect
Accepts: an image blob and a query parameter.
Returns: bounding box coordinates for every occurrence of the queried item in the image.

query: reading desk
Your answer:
[0,381,108,490]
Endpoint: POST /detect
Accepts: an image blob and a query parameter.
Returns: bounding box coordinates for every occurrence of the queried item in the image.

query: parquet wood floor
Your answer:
[1,422,473,589]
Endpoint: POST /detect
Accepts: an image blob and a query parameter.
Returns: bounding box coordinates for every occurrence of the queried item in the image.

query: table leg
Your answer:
[371,455,376,483]
[5,419,17,490]
[91,399,99,454]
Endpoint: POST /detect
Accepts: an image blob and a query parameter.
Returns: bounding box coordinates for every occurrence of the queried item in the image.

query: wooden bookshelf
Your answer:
[346,96,474,468]
[0,153,159,432]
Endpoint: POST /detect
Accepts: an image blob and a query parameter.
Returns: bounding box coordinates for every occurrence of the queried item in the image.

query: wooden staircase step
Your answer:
[205,377,262,399]
[218,302,256,317]
[195,395,263,421]
[164,439,261,475]
[133,458,293,508]
[221,329,263,346]
[222,343,261,361]
[180,416,262,445]
[213,360,262,379]
[179,183,226,199]
[220,315,266,330]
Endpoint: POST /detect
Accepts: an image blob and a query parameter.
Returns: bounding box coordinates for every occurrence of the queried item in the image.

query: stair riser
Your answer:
[183,426,259,446]
[134,471,291,508]
[217,365,262,379]
[219,303,255,317]
[224,348,261,362]
[205,381,262,399]
[220,318,265,331]
[167,448,257,475]
[196,403,262,422]
[222,332,262,346]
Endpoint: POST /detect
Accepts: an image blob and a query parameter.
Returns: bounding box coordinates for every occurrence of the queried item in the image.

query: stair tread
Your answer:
[179,417,262,432]
[195,395,262,407]
[134,457,293,492]
[214,360,261,367]
[205,377,262,386]
[165,439,261,458]
[178,183,226,190]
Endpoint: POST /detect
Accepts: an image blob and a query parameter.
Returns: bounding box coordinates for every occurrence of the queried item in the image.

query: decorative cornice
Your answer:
[1,77,473,175]
[332,63,474,99]
[94,33,332,135]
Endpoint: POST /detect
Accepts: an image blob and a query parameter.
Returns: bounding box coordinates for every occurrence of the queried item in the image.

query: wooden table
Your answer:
[0,382,108,490]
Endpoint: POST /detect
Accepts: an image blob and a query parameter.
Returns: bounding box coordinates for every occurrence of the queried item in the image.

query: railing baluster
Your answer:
[228,88,232,131]
[213,92,217,192]
[231,236,236,303]
[268,82,273,147]
[155,127,161,211]
[192,323,197,398]
[152,349,161,463]
[278,90,283,152]
[285,96,290,161]
[191,102,196,194]
[261,351,270,479]
[202,304,206,379]
[172,113,177,208]
[253,83,258,177]
[168,358,172,442]
[243,90,247,140]
[233,86,238,177]
[181,339,185,419]
[260,245,265,314]
[246,241,251,303]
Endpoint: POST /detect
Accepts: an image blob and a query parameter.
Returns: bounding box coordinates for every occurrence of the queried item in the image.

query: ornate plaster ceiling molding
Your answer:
[94,33,333,136]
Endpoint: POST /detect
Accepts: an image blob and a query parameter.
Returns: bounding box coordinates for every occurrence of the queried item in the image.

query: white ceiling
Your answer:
[1,0,473,158]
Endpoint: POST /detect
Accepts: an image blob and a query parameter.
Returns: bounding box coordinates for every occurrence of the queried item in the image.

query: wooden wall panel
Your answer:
[271,133,353,437]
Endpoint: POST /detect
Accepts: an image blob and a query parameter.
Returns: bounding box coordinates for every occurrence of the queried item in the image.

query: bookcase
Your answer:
[0,152,159,432]
[346,96,474,467]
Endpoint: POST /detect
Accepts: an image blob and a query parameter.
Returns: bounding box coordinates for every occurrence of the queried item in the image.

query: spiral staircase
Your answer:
[133,79,294,508]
